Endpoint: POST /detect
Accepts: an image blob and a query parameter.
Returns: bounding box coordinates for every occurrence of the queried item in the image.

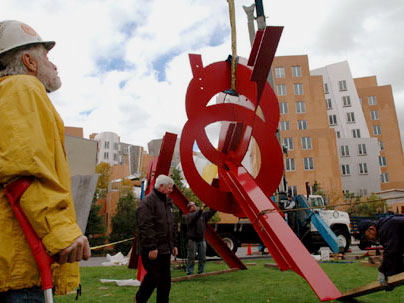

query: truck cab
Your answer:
[305,195,351,252]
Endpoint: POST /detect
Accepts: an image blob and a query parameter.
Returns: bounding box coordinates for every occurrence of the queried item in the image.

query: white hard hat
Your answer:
[0,20,55,56]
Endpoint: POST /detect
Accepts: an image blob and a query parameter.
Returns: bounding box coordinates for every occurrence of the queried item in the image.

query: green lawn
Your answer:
[55,258,404,303]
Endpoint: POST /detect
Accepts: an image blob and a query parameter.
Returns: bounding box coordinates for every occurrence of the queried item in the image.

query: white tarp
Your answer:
[100,279,140,287]
[101,252,129,266]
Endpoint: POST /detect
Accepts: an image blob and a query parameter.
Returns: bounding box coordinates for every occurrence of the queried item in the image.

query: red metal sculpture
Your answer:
[178,26,342,301]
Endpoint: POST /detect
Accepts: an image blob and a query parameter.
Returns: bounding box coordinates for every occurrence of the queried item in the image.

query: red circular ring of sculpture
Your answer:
[180,57,284,216]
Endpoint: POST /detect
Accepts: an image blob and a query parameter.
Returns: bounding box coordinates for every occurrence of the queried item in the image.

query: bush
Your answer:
[109,191,139,254]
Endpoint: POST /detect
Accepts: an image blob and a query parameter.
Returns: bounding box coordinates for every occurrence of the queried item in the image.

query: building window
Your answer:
[275,67,285,78]
[379,156,387,167]
[336,131,341,138]
[381,173,389,183]
[379,140,384,150]
[289,186,298,196]
[293,83,304,95]
[352,129,361,138]
[113,153,118,161]
[342,96,351,107]
[324,83,329,94]
[341,145,350,157]
[104,141,110,149]
[304,157,314,170]
[103,152,109,159]
[285,158,295,171]
[346,112,355,123]
[277,84,287,96]
[341,164,350,176]
[291,65,302,77]
[358,143,367,155]
[338,80,347,91]
[373,125,382,135]
[114,143,119,150]
[280,102,288,114]
[296,101,306,113]
[370,110,379,120]
[301,137,312,150]
[283,137,294,150]
[325,98,332,109]
[279,121,290,131]
[297,120,307,130]
[368,96,377,105]
[329,114,337,126]
[359,163,368,174]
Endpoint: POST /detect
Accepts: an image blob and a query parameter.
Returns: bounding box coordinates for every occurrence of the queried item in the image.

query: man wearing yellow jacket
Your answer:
[0,20,91,302]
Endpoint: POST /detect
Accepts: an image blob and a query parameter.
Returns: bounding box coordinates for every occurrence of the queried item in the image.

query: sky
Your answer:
[2,0,404,152]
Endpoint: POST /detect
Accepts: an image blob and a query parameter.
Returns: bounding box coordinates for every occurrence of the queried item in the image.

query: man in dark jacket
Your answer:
[135,175,178,303]
[185,202,216,275]
[359,216,404,285]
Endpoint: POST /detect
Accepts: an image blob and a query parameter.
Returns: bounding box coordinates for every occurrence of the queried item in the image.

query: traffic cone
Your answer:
[247,244,252,255]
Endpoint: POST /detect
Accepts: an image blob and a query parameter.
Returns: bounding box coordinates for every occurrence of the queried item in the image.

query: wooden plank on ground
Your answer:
[264,263,279,270]
[339,272,404,299]
[171,269,240,282]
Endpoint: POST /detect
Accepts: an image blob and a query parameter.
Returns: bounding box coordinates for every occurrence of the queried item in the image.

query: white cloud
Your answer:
[1,0,404,150]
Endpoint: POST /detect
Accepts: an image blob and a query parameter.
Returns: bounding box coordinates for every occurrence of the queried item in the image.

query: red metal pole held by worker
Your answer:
[4,177,54,303]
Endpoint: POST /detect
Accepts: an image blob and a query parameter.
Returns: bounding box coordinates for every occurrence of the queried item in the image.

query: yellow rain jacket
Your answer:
[0,75,83,295]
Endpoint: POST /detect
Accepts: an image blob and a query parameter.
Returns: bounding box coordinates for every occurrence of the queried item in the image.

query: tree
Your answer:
[171,167,186,191]
[85,191,107,255]
[171,167,202,205]
[121,178,133,187]
[96,162,112,197]
[312,180,327,200]
[109,191,139,254]
[347,193,387,217]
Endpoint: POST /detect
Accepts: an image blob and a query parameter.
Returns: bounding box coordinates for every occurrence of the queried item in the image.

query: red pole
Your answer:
[4,177,54,303]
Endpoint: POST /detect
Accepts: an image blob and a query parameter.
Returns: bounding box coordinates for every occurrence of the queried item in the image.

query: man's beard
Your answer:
[37,66,62,92]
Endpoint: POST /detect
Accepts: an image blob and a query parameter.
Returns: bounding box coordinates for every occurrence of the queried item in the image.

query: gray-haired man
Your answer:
[136,175,178,303]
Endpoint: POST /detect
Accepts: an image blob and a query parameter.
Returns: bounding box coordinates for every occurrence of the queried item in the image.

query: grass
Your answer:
[55,258,404,303]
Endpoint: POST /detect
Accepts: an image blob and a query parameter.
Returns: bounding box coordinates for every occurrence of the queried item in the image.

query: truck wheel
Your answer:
[333,229,351,252]
[206,233,239,257]
[220,233,238,254]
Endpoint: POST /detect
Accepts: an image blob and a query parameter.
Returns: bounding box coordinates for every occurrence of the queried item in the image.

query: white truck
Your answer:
[202,194,351,256]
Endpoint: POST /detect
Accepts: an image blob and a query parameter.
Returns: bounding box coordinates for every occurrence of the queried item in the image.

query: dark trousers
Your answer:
[0,287,44,303]
[135,252,171,303]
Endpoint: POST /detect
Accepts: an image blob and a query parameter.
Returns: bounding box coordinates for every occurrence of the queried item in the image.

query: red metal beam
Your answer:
[219,161,342,301]
[145,132,178,193]
[248,26,283,101]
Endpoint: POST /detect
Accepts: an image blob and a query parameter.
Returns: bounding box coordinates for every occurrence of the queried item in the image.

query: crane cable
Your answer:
[227,0,237,91]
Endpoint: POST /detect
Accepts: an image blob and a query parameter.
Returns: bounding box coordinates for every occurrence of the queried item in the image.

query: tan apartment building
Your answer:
[272,55,343,202]
[354,76,404,190]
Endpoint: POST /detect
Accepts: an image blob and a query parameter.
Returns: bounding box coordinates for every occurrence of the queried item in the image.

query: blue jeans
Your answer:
[0,287,45,303]
[186,239,206,275]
